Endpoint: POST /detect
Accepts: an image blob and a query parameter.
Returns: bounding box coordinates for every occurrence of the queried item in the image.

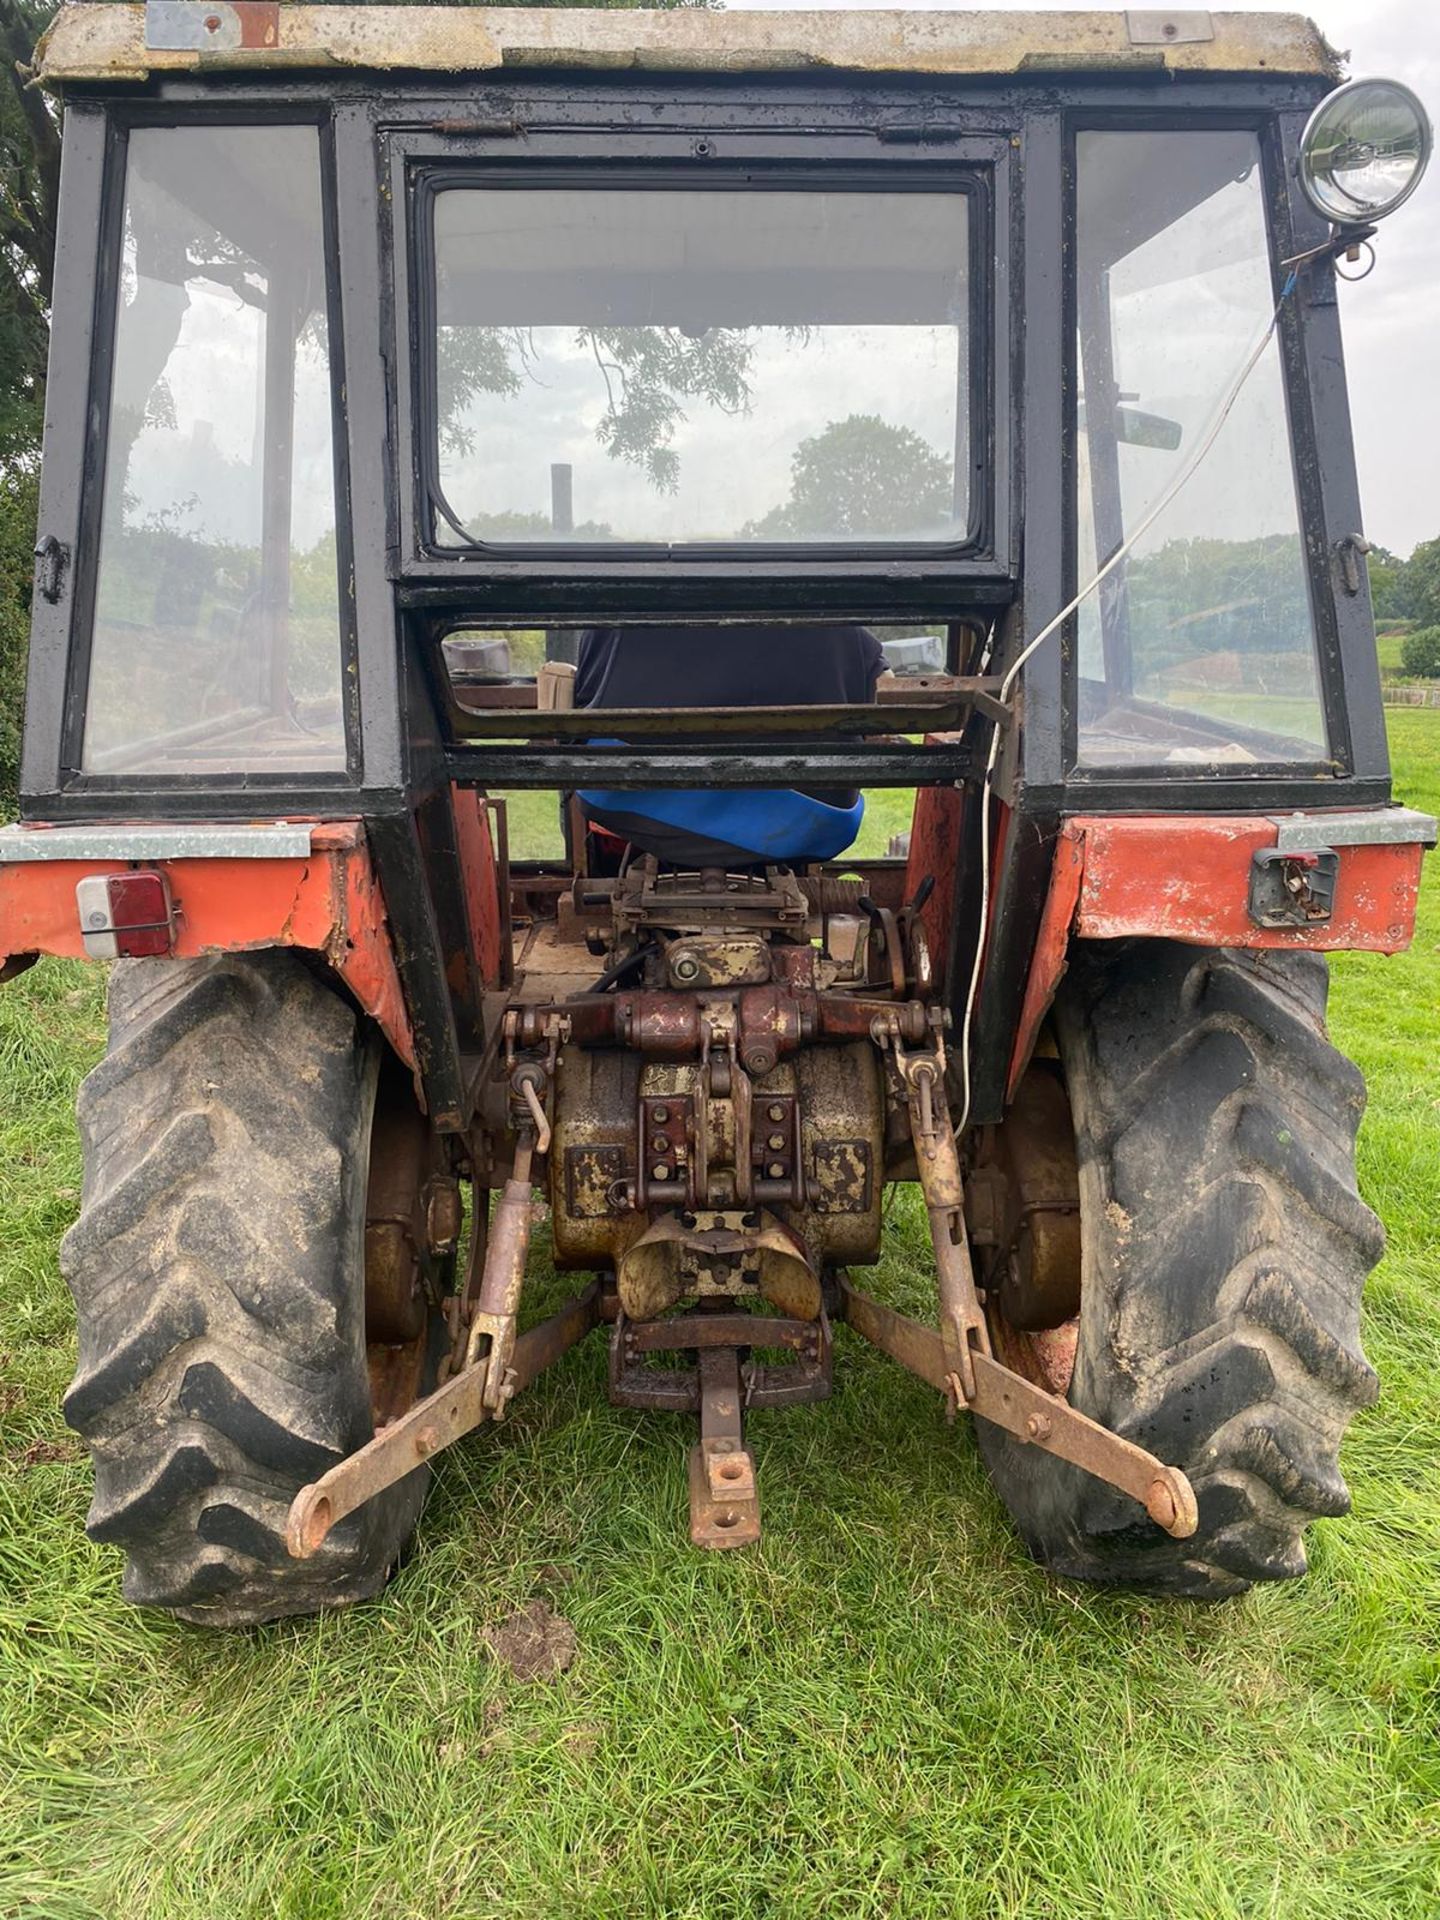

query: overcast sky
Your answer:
[724,0,1439,557]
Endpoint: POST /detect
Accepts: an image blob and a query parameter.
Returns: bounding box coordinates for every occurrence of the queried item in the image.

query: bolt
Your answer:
[651,1163,671,1182]
[767,1161,786,1180]
[1025,1412,1053,1443]
[651,1133,670,1153]
[767,1133,786,1152]
[414,1424,443,1458]
[672,955,701,984]
[204,13,222,31]
[768,1104,786,1123]
[652,1105,670,1124]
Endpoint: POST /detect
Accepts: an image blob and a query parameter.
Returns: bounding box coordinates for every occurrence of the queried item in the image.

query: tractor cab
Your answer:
[3,6,1435,1623]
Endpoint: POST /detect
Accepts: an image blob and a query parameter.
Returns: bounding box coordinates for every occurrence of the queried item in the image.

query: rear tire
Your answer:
[977,941,1383,1596]
[61,951,434,1626]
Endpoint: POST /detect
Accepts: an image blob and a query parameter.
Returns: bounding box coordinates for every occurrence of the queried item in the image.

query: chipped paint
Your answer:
[1068,814,1425,953]
[33,5,1342,88]
[0,823,418,1072]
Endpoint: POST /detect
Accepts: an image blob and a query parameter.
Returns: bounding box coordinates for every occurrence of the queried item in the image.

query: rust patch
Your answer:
[1008,824,1086,1099]
[1071,814,1425,954]
[811,1139,874,1214]
[564,1143,629,1219]
[0,825,418,1077]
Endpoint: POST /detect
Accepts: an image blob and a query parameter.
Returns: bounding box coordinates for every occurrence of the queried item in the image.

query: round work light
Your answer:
[1299,77,1433,225]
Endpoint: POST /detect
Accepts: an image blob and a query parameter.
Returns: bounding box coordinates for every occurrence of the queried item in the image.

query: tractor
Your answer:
[3,3,1434,1625]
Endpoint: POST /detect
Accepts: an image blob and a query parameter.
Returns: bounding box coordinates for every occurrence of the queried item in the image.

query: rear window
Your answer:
[427,184,975,549]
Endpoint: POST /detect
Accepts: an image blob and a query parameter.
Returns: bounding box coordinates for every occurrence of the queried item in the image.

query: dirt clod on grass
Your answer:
[15,1437,79,1468]
[484,1600,577,1683]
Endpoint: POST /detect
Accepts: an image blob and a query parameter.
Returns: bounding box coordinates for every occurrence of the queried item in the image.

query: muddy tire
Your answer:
[977,941,1382,1597]
[61,951,432,1627]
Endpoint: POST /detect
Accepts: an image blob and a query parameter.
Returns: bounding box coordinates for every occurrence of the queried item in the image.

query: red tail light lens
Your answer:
[76,871,175,958]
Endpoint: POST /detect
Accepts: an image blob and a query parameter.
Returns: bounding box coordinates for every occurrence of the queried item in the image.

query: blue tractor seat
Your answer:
[571,624,885,868]
[577,771,865,868]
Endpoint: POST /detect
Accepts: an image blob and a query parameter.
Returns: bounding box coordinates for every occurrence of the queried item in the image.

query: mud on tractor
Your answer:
[3,5,1435,1625]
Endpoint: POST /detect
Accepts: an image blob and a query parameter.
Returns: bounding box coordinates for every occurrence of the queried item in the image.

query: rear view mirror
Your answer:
[1116,404,1183,451]
[1077,399,1184,451]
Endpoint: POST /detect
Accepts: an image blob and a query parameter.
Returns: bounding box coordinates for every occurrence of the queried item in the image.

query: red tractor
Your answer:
[3,4,1433,1624]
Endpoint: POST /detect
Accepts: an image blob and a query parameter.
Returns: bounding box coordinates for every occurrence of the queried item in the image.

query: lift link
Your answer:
[464,1133,537,1419]
[285,1283,601,1561]
[287,1121,560,1560]
[861,1019,1198,1542]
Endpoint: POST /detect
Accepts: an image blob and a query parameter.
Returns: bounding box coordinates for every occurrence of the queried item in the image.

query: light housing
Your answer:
[76,871,176,959]
[1299,77,1433,226]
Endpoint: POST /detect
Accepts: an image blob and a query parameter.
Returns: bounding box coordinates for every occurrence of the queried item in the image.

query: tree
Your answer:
[0,461,36,812]
[1399,626,1440,678]
[0,0,57,461]
[1366,545,1413,624]
[1403,536,1440,632]
[745,414,955,540]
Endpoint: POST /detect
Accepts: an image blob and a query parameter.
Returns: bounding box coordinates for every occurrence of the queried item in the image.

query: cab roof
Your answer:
[35,4,1341,88]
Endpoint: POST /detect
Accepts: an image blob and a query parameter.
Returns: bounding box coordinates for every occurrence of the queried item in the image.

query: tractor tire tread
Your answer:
[978,940,1380,1597]
[61,951,424,1626]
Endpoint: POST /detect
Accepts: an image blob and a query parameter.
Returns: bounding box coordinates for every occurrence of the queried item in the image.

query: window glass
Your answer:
[1074,132,1327,768]
[84,126,345,775]
[432,187,971,547]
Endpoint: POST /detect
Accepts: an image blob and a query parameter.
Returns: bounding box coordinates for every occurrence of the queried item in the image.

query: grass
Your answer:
[1,720,1438,1920]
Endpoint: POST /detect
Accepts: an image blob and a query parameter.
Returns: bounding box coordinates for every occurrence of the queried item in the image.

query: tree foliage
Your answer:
[0,460,37,813]
[745,414,954,540]
[1402,536,1440,632]
[437,321,758,512]
[1399,625,1440,679]
[1366,545,1413,624]
[0,0,57,461]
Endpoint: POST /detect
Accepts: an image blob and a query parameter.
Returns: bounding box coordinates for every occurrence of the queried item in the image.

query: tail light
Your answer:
[76,871,176,958]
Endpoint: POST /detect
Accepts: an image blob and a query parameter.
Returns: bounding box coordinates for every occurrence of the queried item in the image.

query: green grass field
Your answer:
[1,718,1437,1920]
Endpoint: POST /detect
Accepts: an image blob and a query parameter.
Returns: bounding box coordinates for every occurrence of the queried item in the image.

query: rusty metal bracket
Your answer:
[688,1347,761,1549]
[286,1283,602,1559]
[876,1020,989,1402]
[840,1279,1197,1539]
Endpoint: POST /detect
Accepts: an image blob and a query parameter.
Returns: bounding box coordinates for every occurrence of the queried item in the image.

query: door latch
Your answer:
[1333,532,1372,598]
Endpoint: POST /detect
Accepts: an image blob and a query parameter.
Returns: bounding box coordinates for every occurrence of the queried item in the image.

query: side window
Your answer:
[83,125,346,775]
[1073,130,1328,769]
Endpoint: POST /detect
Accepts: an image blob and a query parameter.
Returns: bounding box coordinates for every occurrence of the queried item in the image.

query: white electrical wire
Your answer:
[954,271,1300,1137]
